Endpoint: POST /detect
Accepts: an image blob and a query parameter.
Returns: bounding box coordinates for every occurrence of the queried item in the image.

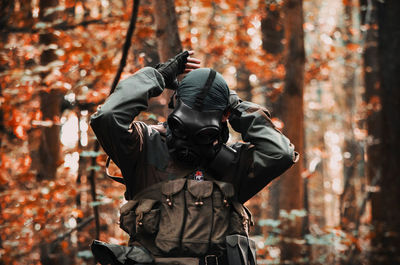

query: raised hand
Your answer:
[155,51,190,89]
[183,51,201,74]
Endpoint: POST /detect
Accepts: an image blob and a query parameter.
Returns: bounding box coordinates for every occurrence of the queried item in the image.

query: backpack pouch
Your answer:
[210,181,235,252]
[156,178,187,254]
[181,180,214,255]
[229,202,251,236]
[135,199,161,235]
[120,200,139,237]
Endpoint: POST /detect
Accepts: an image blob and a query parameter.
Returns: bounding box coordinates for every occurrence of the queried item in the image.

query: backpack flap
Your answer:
[119,200,139,236]
[135,199,160,235]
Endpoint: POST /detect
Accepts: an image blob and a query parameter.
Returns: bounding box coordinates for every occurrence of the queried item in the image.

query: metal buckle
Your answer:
[205,254,218,265]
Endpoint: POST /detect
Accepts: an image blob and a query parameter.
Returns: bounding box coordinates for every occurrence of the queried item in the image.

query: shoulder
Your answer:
[130,121,170,170]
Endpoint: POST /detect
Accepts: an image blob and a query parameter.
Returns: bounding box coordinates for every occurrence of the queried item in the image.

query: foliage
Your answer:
[256,209,373,264]
[0,0,388,264]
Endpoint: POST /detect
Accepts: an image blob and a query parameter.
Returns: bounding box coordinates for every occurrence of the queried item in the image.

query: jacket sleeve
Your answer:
[228,100,299,203]
[89,67,165,185]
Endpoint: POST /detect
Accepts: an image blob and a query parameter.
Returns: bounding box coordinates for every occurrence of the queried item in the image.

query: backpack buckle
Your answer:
[205,255,218,265]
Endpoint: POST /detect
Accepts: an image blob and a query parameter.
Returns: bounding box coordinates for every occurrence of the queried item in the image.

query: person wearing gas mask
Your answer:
[90,51,298,265]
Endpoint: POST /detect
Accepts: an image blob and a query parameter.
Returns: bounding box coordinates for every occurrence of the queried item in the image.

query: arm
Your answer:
[228,91,299,203]
[90,51,200,186]
[90,67,165,177]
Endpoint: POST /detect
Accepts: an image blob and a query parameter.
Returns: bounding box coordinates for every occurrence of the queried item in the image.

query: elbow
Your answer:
[253,143,299,179]
[266,148,298,180]
[279,143,299,169]
[284,143,299,164]
[90,108,116,135]
[259,143,298,175]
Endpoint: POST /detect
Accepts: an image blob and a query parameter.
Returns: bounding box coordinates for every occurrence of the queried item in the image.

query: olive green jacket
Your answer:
[90,67,298,203]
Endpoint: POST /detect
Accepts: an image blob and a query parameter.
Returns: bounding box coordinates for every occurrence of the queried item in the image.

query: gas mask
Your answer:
[166,69,228,167]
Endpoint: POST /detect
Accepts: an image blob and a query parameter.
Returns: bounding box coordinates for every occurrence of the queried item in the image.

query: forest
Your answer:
[1,0,399,264]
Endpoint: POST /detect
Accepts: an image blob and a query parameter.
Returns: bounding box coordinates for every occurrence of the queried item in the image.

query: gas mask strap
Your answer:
[193,69,217,111]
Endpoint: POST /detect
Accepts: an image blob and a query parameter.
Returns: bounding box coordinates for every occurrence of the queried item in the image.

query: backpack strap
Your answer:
[105,156,125,184]
[193,69,217,111]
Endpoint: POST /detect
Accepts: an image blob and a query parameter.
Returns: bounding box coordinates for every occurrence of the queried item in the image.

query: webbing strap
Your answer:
[193,69,217,111]
[249,238,257,265]
[226,234,258,265]
[105,156,125,184]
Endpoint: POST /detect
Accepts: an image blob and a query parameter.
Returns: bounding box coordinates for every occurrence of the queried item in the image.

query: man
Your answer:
[90,51,298,265]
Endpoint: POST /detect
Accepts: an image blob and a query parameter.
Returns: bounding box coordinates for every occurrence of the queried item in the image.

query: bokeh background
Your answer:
[1,0,399,264]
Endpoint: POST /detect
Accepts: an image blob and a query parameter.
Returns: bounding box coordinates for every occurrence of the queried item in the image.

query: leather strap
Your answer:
[154,257,199,265]
[105,156,125,184]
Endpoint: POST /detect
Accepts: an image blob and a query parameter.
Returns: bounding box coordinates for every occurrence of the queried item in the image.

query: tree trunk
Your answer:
[37,0,62,181]
[261,2,284,55]
[0,84,4,147]
[366,0,400,264]
[37,0,64,262]
[152,0,182,117]
[0,0,14,43]
[135,0,161,115]
[235,0,252,102]
[340,3,363,264]
[203,3,224,73]
[153,0,182,62]
[275,0,306,263]
[261,0,285,223]
[37,91,62,180]
[261,0,305,262]
[20,0,34,27]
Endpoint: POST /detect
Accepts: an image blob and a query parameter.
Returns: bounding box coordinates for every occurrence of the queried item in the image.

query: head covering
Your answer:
[177,68,229,111]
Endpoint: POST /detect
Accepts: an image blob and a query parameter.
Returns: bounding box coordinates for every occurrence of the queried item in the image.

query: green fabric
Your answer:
[177,68,229,111]
[120,178,253,257]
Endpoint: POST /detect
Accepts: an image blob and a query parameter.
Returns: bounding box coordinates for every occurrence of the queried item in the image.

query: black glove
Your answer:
[155,51,189,90]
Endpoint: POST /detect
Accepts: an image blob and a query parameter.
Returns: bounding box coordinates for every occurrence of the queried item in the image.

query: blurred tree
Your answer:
[235,0,252,102]
[132,0,159,69]
[3,0,398,264]
[0,86,3,147]
[262,0,306,263]
[365,0,400,264]
[261,0,284,55]
[133,0,161,115]
[153,0,182,60]
[37,0,63,181]
[20,0,35,28]
[152,0,182,116]
[261,1,288,234]
[202,2,225,73]
[278,0,305,262]
[0,0,137,263]
[37,0,67,262]
[203,3,219,69]
[339,1,364,264]
[262,0,285,222]
[0,0,14,42]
